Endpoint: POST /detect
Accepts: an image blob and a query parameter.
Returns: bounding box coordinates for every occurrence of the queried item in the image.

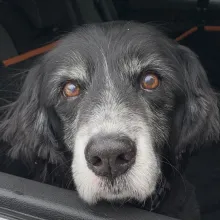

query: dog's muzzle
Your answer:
[85,134,136,179]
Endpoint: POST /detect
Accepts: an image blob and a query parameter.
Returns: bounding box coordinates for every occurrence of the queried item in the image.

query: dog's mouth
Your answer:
[99,174,128,191]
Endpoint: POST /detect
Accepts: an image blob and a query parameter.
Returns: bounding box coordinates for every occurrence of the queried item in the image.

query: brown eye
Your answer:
[140,72,160,90]
[63,81,80,97]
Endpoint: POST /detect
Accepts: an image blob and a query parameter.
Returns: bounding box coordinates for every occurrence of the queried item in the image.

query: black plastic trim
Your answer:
[0,172,178,220]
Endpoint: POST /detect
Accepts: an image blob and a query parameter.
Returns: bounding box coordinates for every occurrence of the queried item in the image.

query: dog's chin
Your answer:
[72,163,160,205]
[76,176,158,205]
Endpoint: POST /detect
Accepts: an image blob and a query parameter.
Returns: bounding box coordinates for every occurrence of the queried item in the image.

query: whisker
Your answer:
[48,159,72,176]
[161,160,186,194]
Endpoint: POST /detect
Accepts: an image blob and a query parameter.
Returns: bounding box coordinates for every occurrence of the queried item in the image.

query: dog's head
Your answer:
[1,21,219,204]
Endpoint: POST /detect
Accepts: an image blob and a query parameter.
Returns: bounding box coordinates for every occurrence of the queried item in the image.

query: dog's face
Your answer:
[1,22,219,204]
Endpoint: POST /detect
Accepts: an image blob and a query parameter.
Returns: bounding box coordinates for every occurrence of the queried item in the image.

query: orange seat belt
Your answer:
[2,41,58,67]
[2,26,220,67]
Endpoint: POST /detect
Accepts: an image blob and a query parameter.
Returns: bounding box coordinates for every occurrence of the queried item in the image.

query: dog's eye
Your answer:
[140,71,160,90]
[62,81,80,97]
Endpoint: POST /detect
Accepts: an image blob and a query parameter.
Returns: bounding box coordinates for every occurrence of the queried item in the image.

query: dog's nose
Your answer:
[85,135,136,178]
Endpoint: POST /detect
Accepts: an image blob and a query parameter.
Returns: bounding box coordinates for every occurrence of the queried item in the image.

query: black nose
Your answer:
[85,135,136,179]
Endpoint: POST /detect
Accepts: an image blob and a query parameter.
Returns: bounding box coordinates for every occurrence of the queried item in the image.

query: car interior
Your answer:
[0,0,220,219]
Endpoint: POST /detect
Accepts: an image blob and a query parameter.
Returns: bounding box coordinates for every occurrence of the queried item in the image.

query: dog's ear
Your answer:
[0,64,64,164]
[171,45,220,158]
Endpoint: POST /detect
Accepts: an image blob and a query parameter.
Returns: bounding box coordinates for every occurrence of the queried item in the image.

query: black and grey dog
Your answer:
[0,21,219,220]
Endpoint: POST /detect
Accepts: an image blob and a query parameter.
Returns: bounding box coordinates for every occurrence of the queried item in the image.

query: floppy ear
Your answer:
[171,45,220,160]
[0,64,64,164]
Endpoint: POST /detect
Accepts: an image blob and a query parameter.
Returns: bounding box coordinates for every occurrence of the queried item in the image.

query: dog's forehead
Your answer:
[45,22,177,87]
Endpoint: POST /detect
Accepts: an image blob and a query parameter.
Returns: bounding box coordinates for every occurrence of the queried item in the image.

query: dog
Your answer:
[0,21,219,220]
